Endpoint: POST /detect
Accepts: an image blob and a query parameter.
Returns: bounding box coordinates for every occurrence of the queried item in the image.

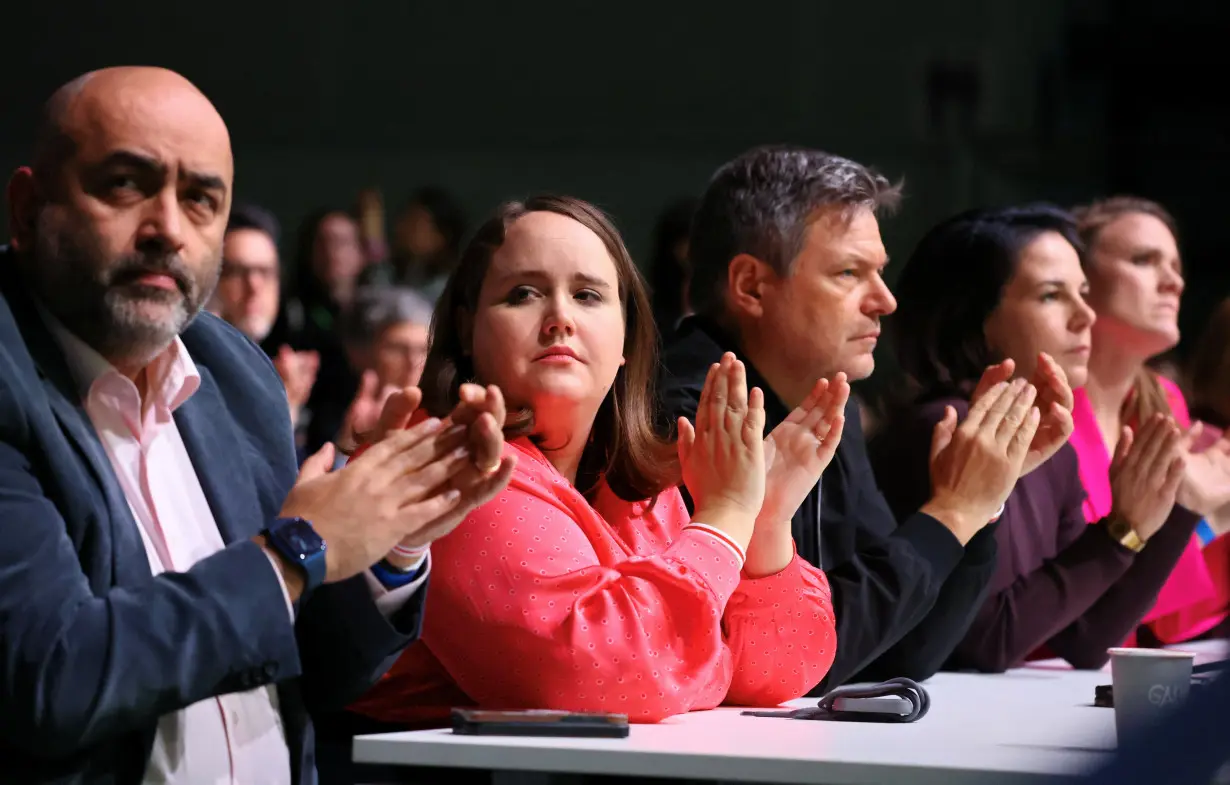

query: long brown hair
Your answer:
[1073,196,1180,425]
[1188,297,1230,429]
[420,195,679,501]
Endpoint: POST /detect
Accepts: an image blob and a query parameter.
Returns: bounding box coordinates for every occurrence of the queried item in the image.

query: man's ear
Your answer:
[726,253,772,318]
[7,167,40,253]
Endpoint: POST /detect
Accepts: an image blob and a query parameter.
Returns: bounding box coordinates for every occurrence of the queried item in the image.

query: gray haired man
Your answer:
[660,145,1025,692]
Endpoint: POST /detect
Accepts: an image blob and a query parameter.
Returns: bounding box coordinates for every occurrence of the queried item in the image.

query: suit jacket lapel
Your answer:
[16,296,151,586]
[175,366,264,545]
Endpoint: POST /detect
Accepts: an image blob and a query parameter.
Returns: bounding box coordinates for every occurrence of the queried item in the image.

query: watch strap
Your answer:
[263,517,328,594]
[1105,514,1146,552]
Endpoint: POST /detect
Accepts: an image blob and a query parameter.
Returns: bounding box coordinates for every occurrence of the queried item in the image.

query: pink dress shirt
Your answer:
[1070,377,1228,643]
[350,436,837,725]
[43,312,425,785]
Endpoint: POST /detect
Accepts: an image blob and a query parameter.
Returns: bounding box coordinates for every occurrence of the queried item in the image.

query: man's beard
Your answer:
[31,213,221,371]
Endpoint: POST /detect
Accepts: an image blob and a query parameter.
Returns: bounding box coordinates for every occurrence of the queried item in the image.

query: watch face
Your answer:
[278,518,325,558]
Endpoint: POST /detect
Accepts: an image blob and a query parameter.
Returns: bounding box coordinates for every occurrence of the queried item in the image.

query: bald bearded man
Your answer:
[0,68,514,784]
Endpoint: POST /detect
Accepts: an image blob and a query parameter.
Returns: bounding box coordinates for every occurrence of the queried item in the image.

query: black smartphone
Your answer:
[451,709,630,738]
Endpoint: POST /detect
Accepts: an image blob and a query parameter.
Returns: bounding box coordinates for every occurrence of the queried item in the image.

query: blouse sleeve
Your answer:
[418,478,749,722]
[720,553,836,705]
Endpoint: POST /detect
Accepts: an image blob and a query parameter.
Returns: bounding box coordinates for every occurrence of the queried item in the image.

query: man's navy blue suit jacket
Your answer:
[0,247,425,784]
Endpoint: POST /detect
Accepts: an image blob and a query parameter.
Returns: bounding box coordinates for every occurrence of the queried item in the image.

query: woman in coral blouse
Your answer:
[350,195,845,725]
[1070,197,1230,644]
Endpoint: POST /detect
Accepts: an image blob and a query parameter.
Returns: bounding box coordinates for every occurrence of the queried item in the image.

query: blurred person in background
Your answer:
[268,208,367,455]
[1071,196,1230,646]
[277,208,367,338]
[334,287,434,458]
[649,197,697,341]
[355,187,389,265]
[877,204,1199,673]
[208,204,319,438]
[209,203,282,344]
[360,186,468,303]
[365,289,432,392]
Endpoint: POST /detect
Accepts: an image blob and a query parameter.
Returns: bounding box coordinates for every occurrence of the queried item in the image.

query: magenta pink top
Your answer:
[1070,376,1228,643]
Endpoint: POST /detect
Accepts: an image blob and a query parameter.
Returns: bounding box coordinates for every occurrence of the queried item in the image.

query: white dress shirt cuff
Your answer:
[363,549,431,618]
[263,546,429,622]
[262,548,297,621]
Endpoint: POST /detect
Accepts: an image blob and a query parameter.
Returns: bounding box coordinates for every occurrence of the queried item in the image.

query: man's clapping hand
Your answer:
[265,384,515,597]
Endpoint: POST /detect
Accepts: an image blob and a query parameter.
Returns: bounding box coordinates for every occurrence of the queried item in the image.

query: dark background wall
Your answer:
[2,0,1225,355]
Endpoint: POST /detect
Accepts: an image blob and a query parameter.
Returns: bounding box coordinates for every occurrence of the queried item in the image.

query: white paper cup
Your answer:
[1108,647,1195,743]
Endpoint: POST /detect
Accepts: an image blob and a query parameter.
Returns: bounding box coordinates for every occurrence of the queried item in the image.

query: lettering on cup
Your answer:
[1146,683,1188,707]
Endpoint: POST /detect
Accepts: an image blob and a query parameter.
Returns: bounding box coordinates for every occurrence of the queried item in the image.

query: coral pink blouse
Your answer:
[1070,377,1228,643]
[349,436,837,724]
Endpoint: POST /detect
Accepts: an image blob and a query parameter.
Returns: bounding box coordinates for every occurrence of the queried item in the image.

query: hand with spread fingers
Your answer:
[272,345,319,427]
[279,408,478,589]
[445,383,510,478]
[395,383,518,551]
[1108,414,1187,542]
[922,379,1042,544]
[1177,423,1230,519]
[337,370,392,455]
[762,373,850,518]
[742,374,849,576]
[1025,352,1076,474]
[346,382,517,557]
[969,353,1075,477]
[677,352,767,552]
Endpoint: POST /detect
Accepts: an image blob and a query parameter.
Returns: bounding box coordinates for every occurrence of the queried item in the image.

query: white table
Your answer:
[353,671,1114,784]
[353,640,1227,784]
